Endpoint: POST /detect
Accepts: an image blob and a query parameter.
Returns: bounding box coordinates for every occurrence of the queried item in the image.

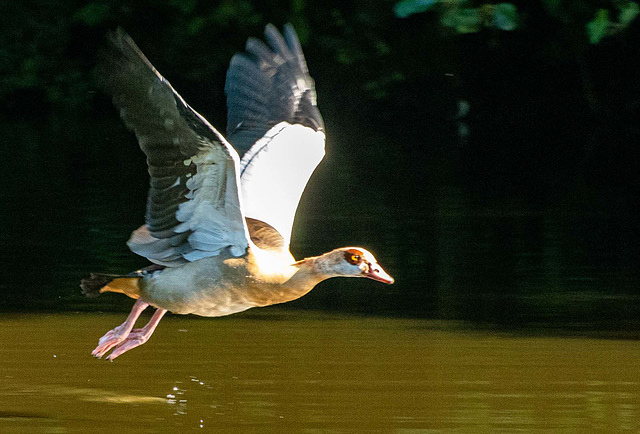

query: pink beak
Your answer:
[363,263,395,284]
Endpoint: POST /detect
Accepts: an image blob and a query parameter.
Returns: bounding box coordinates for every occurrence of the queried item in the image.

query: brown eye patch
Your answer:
[344,249,365,265]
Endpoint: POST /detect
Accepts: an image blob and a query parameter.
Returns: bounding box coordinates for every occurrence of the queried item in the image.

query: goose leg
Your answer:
[106,308,167,360]
[92,298,149,358]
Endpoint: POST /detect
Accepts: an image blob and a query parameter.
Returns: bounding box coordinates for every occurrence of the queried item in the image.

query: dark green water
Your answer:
[2,311,640,432]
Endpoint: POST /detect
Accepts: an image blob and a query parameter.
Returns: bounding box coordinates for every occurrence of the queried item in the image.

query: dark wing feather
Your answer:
[97,28,249,265]
[225,23,324,157]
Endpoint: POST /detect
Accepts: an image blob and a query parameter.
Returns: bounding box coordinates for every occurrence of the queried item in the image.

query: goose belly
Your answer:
[175,291,256,317]
[142,277,259,317]
[138,258,261,317]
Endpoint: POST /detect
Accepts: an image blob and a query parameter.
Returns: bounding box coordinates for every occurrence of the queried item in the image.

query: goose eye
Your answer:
[344,250,364,265]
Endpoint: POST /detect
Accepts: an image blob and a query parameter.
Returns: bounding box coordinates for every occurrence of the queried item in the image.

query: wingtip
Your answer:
[264,23,287,46]
[104,27,130,49]
[283,23,298,42]
[264,23,278,34]
[264,23,299,42]
[112,26,128,38]
[101,27,137,61]
[283,22,296,36]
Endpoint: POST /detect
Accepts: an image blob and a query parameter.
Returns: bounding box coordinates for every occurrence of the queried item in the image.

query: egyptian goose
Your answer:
[82,24,394,361]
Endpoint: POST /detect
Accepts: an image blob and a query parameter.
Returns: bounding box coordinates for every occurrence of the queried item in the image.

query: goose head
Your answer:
[312,247,395,284]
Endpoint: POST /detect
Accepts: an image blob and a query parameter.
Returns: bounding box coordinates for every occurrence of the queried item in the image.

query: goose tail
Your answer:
[81,264,164,298]
[80,273,141,299]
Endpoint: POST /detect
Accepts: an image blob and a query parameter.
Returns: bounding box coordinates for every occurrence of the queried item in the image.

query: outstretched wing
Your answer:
[225,24,326,247]
[98,28,250,266]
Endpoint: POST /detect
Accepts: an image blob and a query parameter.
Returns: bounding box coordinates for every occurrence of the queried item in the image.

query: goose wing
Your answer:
[225,24,326,248]
[98,29,250,266]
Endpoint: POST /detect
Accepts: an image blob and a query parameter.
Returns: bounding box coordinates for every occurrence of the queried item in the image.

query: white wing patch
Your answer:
[239,122,325,245]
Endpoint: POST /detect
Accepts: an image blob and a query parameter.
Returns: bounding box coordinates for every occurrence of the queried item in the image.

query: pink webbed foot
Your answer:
[92,298,157,360]
[105,327,152,360]
[105,308,167,360]
[92,299,148,359]
[91,299,167,360]
[91,325,131,358]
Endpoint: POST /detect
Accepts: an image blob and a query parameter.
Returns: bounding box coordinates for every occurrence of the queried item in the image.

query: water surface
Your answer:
[1,311,639,432]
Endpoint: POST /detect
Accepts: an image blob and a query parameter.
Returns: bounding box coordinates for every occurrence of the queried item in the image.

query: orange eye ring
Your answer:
[344,250,364,265]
